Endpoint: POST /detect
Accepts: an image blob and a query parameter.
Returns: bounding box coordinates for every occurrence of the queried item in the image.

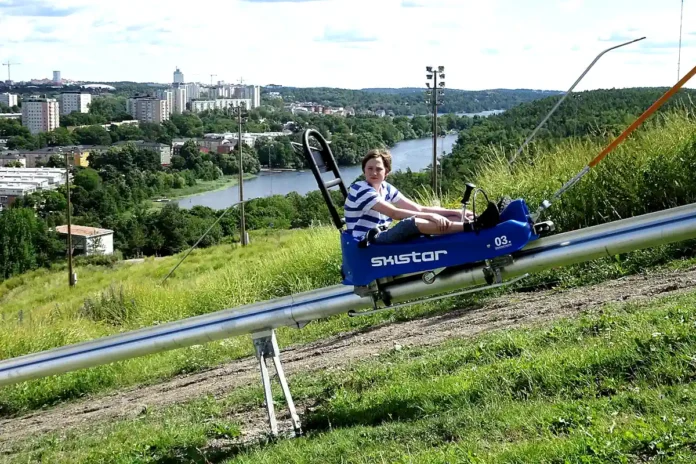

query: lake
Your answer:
[178,109,505,210]
[177,134,458,210]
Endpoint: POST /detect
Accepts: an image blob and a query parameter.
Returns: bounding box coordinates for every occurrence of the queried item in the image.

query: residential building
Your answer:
[21,97,60,134]
[0,176,49,190]
[126,97,169,124]
[173,67,184,84]
[12,146,89,168]
[0,184,36,209]
[172,138,195,156]
[156,89,174,116]
[173,86,187,114]
[0,167,67,187]
[138,142,171,166]
[190,98,251,113]
[0,155,25,167]
[0,93,18,108]
[60,92,92,115]
[185,82,201,101]
[66,119,139,132]
[109,141,172,166]
[0,113,21,120]
[54,225,114,256]
[53,71,61,84]
[237,85,261,108]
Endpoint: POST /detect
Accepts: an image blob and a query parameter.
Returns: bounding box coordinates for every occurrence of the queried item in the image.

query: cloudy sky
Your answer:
[0,0,693,91]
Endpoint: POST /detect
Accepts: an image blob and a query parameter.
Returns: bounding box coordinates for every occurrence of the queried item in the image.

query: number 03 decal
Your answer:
[494,236,509,247]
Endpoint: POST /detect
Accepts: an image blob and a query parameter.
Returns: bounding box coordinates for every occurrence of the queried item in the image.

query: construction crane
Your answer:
[2,60,20,83]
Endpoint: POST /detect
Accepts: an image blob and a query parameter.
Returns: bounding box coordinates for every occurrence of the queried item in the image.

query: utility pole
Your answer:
[64,149,75,287]
[425,66,445,196]
[236,103,248,246]
[2,61,20,83]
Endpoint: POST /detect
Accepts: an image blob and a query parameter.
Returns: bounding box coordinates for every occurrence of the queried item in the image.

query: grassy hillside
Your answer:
[3,287,696,462]
[2,109,696,417]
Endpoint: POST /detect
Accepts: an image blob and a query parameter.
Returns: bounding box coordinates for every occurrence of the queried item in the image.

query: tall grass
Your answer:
[475,109,696,232]
[0,226,485,414]
[1,108,696,415]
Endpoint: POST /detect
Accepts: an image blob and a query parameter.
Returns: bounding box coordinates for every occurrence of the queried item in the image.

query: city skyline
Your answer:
[0,0,694,91]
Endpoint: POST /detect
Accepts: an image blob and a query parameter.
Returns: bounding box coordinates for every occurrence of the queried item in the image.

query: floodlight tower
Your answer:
[425,65,445,195]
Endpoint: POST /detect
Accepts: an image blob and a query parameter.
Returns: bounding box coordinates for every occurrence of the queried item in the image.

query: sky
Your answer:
[0,0,693,91]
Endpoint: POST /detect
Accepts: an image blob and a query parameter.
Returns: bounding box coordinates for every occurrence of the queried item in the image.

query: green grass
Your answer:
[0,225,498,416]
[473,109,696,233]
[2,107,696,423]
[4,287,696,463]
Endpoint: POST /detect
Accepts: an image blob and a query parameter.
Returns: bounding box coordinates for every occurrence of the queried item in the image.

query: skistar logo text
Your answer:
[371,250,448,267]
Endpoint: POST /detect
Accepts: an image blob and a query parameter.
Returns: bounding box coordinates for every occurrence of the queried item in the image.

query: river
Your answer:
[178,109,505,210]
[177,134,458,210]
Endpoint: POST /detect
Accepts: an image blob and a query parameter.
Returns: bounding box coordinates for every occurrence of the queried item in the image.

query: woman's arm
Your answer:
[373,200,441,223]
[395,197,472,221]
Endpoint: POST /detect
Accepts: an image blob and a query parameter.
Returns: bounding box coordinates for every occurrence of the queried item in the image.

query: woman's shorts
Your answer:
[372,216,421,244]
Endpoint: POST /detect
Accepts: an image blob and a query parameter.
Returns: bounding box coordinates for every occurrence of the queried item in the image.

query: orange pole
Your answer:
[588,63,696,168]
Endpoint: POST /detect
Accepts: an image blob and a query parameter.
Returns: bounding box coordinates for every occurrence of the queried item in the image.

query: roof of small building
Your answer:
[54,225,114,237]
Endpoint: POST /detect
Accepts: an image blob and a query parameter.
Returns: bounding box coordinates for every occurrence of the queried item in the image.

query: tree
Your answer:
[0,208,63,279]
[170,113,204,138]
[73,125,112,146]
[74,168,102,192]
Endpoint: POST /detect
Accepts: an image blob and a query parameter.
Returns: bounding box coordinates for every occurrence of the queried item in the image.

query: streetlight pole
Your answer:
[236,103,248,246]
[64,149,75,287]
[425,66,445,197]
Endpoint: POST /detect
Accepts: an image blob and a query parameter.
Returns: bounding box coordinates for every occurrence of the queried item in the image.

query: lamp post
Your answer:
[63,148,75,287]
[425,66,445,196]
[235,103,248,246]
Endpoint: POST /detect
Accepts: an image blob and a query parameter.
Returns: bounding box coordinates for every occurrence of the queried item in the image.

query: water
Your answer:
[177,134,459,210]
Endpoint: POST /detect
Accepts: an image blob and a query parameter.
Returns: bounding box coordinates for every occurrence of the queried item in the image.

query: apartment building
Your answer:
[21,97,60,134]
[126,97,169,124]
[190,98,251,113]
[156,89,174,116]
[60,92,92,115]
[173,86,187,114]
[0,93,18,108]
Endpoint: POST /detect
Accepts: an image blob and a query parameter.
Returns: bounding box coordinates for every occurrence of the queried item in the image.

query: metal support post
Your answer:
[251,329,302,437]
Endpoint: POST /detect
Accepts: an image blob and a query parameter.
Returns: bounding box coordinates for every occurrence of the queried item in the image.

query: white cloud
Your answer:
[0,0,693,91]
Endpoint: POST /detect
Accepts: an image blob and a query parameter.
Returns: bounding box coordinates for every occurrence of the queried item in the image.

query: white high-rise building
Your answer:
[60,92,92,115]
[0,93,18,108]
[173,67,184,84]
[184,82,200,102]
[156,89,174,116]
[173,87,187,114]
[126,97,169,124]
[22,98,60,134]
[249,85,261,108]
[233,85,261,108]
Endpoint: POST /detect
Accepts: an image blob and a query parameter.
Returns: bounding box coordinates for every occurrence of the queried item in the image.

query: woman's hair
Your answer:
[361,148,393,174]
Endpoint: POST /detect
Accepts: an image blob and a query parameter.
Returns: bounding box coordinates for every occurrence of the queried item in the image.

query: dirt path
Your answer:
[2,266,696,444]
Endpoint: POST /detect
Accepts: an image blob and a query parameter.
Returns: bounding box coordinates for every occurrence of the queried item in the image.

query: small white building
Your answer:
[54,225,114,256]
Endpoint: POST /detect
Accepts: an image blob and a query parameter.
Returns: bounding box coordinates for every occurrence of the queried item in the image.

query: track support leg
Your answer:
[252,329,302,437]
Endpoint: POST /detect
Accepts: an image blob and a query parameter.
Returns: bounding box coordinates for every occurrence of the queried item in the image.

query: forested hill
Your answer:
[265,87,561,115]
[439,87,696,181]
